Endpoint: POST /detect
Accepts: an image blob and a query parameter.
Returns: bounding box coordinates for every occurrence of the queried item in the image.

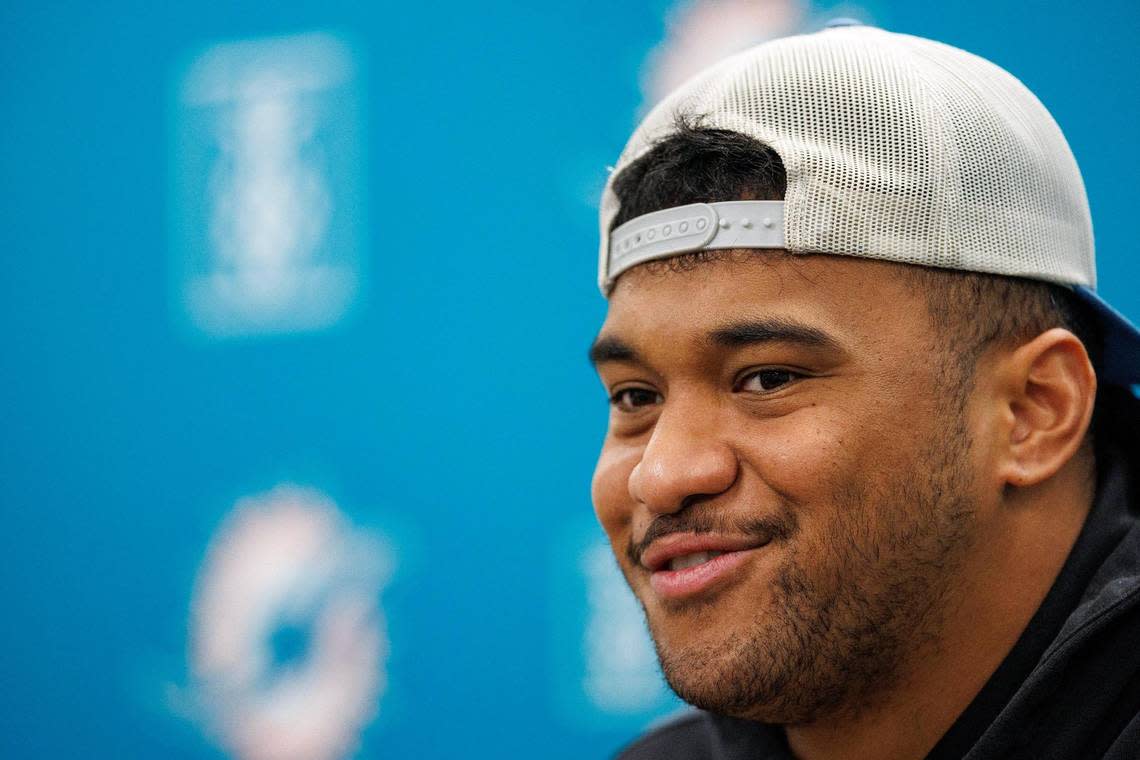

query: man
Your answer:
[588,23,1140,760]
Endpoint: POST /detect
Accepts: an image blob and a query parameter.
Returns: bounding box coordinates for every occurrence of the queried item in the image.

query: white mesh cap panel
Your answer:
[598,26,1094,293]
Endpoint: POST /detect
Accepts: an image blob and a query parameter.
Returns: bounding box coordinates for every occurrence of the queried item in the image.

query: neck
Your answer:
[782,463,1094,760]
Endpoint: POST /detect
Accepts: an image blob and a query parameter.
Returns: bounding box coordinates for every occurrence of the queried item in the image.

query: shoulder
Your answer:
[614,709,716,760]
[614,709,789,760]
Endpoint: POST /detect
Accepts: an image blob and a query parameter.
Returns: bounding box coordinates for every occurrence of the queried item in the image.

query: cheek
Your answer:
[591,441,639,540]
[741,404,912,509]
[747,415,855,499]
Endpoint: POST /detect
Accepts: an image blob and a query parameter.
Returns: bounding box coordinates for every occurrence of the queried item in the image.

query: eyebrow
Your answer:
[588,317,843,369]
[588,335,640,367]
[706,318,842,352]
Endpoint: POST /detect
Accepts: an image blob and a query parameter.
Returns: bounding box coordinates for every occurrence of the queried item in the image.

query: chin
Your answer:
[650,610,774,710]
[644,589,841,725]
[658,639,783,720]
[658,644,828,725]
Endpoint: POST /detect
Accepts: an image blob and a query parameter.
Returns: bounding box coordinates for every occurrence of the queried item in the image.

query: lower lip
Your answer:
[649,548,762,600]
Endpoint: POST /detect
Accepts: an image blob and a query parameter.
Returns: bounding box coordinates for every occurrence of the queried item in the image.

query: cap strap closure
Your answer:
[607,201,785,282]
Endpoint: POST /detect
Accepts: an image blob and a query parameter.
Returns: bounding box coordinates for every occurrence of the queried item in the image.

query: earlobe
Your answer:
[998,329,1097,489]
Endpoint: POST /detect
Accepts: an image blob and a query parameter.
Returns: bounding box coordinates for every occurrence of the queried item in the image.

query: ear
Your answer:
[996,328,1097,489]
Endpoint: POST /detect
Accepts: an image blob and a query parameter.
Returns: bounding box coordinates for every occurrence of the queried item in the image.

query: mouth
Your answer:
[640,533,771,601]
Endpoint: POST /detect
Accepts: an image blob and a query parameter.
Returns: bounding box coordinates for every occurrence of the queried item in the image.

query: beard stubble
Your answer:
[646,412,979,725]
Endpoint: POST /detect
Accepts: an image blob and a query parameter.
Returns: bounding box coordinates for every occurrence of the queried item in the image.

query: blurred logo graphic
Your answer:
[640,1,873,110]
[173,33,364,337]
[580,539,670,713]
[641,0,805,108]
[188,485,392,760]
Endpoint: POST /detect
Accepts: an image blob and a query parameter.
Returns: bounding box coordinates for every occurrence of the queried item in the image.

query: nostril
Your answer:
[679,493,715,511]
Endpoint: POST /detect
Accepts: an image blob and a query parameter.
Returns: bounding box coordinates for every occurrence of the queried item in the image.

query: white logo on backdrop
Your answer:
[641,0,804,108]
[188,485,392,760]
[580,540,669,713]
[176,33,361,337]
[640,1,872,110]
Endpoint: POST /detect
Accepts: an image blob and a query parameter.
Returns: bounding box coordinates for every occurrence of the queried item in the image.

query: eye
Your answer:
[610,386,663,413]
[736,368,800,393]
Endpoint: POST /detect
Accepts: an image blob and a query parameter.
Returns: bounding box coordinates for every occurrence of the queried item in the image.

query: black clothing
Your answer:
[617,388,1140,760]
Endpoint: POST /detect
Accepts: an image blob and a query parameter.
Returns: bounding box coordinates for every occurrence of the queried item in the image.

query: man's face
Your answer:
[590,252,986,723]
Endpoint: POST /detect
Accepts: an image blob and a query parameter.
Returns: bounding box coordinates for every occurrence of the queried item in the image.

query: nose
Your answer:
[627,399,738,514]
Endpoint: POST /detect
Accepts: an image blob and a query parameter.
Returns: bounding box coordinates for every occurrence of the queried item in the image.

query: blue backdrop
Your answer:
[2,1,1138,758]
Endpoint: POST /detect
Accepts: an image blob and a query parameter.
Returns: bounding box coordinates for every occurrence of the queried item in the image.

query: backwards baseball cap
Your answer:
[598,23,1140,386]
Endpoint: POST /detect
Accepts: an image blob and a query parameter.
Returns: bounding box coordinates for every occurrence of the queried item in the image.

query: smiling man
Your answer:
[589,24,1140,760]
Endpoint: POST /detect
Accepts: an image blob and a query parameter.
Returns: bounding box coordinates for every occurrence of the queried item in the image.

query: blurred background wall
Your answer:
[1,1,1137,758]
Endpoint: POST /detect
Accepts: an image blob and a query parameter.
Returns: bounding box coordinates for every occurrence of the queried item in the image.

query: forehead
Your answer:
[599,252,933,352]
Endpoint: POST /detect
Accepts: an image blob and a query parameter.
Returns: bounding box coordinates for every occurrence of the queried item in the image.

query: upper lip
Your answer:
[640,532,770,572]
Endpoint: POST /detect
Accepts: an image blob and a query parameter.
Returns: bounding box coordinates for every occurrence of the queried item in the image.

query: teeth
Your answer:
[668,551,724,571]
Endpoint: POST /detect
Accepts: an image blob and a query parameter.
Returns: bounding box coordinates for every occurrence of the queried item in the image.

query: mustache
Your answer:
[627,507,798,568]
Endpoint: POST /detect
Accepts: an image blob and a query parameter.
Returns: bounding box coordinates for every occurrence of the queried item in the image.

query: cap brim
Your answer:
[1073,285,1140,387]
